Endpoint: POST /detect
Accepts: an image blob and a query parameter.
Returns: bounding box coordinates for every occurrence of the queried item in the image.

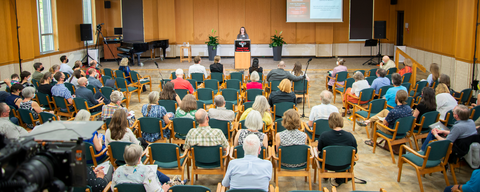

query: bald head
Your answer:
[195,109,209,125]
[278,61,286,68]
[382,56,390,63]
[78,77,88,87]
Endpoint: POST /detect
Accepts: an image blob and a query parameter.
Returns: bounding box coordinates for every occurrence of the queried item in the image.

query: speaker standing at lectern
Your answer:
[236,27,249,40]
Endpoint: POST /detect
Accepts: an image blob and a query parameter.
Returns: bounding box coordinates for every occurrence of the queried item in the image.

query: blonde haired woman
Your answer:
[435,83,457,120]
[240,95,272,126]
[119,57,131,83]
[141,91,174,141]
[268,79,296,115]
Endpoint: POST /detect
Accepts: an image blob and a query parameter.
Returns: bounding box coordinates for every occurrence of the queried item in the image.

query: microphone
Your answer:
[308,58,313,62]
[99,23,104,25]
[154,61,159,68]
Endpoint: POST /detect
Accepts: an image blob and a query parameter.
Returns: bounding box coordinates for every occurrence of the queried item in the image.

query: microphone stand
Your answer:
[154,61,166,88]
[301,58,312,118]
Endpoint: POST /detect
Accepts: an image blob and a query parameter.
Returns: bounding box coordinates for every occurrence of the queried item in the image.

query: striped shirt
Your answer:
[51,83,72,100]
[183,126,229,150]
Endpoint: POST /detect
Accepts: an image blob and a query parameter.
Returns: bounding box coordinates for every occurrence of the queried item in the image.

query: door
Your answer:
[396,11,404,45]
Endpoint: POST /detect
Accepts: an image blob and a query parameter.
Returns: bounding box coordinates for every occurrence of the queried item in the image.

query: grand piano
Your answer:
[117,39,169,66]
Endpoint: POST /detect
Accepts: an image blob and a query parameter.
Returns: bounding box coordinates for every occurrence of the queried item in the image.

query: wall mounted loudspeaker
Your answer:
[391,0,397,5]
[105,1,111,8]
[374,21,387,39]
[80,24,93,41]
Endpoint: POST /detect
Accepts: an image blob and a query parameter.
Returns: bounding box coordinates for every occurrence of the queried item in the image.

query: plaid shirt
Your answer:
[51,83,72,99]
[184,126,229,150]
[101,105,128,119]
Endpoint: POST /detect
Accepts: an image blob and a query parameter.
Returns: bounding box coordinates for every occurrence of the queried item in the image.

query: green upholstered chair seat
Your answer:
[402,153,441,168]
[335,87,344,92]
[120,87,138,92]
[175,133,187,140]
[281,163,307,170]
[153,157,186,169]
[377,129,406,140]
[86,155,108,167]
[198,100,213,105]
[195,161,221,168]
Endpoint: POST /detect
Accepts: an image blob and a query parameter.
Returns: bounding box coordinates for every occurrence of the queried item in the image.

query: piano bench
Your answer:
[180,46,192,63]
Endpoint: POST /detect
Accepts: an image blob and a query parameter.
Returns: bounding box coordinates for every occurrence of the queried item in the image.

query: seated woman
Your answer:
[318,112,357,186]
[142,91,174,141]
[75,109,106,164]
[19,87,43,128]
[118,58,131,84]
[38,72,54,96]
[275,109,308,168]
[69,70,82,88]
[427,63,440,87]
[246,71,262,90]
[73,60,86,76]
[413,87,436,123]
[240,95,272,126]
[249,58,263,74]
[102,91,135,126]
[327,59,347,91]
[290,61,310,81]
[210,55,225,75]
[234,110,268,147]
[105,110,139,146]
[5,84,23,109]
[112,144,170,192]
[398,58,412,76]
[175,94,197,119]
[268,79,296,109]
[435,83,458,120]
[159,82,182,104]
[360,90,412,146]
[342,71,370,116]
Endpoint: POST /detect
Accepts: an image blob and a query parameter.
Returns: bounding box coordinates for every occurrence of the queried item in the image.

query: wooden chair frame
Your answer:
[313,147,357,191]
[270,146,313,190]
[412,113,440,151]
[372,120,415,163]
[146,145,190,180]
[352,100,387,139]
[189,146,229,185]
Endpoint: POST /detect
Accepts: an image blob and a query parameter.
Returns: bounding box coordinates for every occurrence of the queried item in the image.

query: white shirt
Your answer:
[381,60,396,70]
[351,80,370,96]
[290,71,309,80]
[112,164,164,192]
[436,93,458,120]
[0,117,28,139]
[60,63,74,75]
[188,64,208,78]
[105,128,140,146]
[309,104,339,121]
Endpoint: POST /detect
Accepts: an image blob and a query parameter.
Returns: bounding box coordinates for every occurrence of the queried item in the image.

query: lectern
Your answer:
[234,40,251,69]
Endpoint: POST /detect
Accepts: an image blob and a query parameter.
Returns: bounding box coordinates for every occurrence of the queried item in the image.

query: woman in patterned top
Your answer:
[19,87,43,128]
[234,110,268,147]
[141,91,174,141]
[101,91,134,126]
[175,94,197,119]
[275,109,308,168]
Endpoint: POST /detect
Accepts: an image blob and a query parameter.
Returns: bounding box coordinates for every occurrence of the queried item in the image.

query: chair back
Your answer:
[64,82,76,95]
[369,99,387,114]
[102,75,112,86]
[425,140,452,161]
[197,88,214,103]
[39,112,57,124]
[103,68,113,77]
[322,146,355,168]
[269,80,282,92]
[190,73,205,83]
[209,118,231,140]
[84,142,95,164]
[471,105,480,121]
[445,110,456,127]
[222,88,239,104]
[197,100,206,110]
[108,141,133,162]
[114,183,146,192]
[279,145,310,169]
[385,74,392,82]
[414,81,428,94]
[368,68,378,77]
[392,116,415,139]
[8,104,17,119]
[387,67,397,74]
[273,102,295,118]
[73,98,89,111]
[187,79,198,89]
[406,96,414,108]
[243,101,254,111]
[402,73,411,83]
[171,72,185,79]
[344,78,355,90]
[275,118,286,133]
[355,70,365,76]
[86,85,98,94]
[378,85,393,97]
[115,77,128,89]
[358,88,374,102]
[432,80,439,89]
[192,145,222,167]
[160,79,172,89]
[100,87,115,99]
[53,96,68,109]
[104,118,112,130]
[32,79,39,89]
[50,81,57,86]
[37,92,52,109]
[63,72,71,79]
[149,143,180,163]
[246,89,263,101]
[210,72,224,83]
[172,118,195,135]
[401,82,411,92]
[204,79,220,93]
[226,79,242,90]
[420,111,440,129]
[234,145,267,159]
[169,185,212,192]
[459,88,473,104]
[158,100,177,113]
[230,72,244,82]
[292,79,308,94]
[335,71,348,82]
[138,117,162,134]
[312,119,330,141]
[366,76,376,85]
[175,89,189,100]
[18,109,34,124]
[115,70,126,78]
[130,71,140,83]
[225,101,235,111]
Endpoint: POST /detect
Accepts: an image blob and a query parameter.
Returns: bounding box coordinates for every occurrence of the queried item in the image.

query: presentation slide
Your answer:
[287,0,343,23]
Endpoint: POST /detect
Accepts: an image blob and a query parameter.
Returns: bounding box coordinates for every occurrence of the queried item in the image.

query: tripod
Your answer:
[81,40,95,64]
[95,24,119,66]
[301,58,312,118]
[362,39,379,65]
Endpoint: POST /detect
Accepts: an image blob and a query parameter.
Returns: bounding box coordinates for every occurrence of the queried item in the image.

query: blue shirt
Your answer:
[222,155,272,191]
[385,104,412,129]
[462,169,480,192]
[446,119,478,142]
[51,83,73,100]
[384,86,407,107]
[371,77,390,94]
[88,76,103,90]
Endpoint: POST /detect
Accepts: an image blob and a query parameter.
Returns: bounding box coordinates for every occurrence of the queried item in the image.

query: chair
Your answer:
[64,82,76,95]
[412,111,440,150]
[103,68,114,77]
[345,88,375,115]
[221,88,240,105]
[73,98,103,120]
[18,108,39,128]
[232,145,267,159]
[271,145,312,190]
[385,74,392,82]
[273,118,286,136]
[101,86,127,107]
[107,141,134,168]
[440,110,456,129]
[366,68,378,77]
[158,100,177,114]
[454,88,473,105]
[210,72,224,83]
[168,118,196,144]
[373,116,415,163]
[39,111,59,124]
[376,85,393,98]
[188,79,198,89]
[73,186,92,192]
[190,145,228,184]
[86,85,98,94]
[7,104,19,121]
[397,140,454,192]
[190,73,205,84]
[245,89,263,102]
[53,96,75,118]
[352,99,387,138]
[355,70,365,76]
[229,72,244,82]
[159,79,172,91]
[304,119,330,143]
[32,79,39,89]
[131,70,152,92]
[366,76,376,85]
[175,89,189,100]
[147,143,189,180]
[209,118,234,144]
[204,79,220,94]
[387,67,397,74]
[333,77,354,103]
[431,80,439,89]
[326,71,348,91]
[242,101,254,112]
[115,70,128,79]
[113,183,146,192]
[292,79,310,108]
[36,92,54,111]
[402,73,411,83]
[314,146,356,190]
[169,185,212,192]
[197,100,206,110]
[101,75,112,87]
[226,79,242,91]
[138,117,167,143]
[225,101,235,111]
[63,72,71,79]
[84,142,107,167]
[410,81,428,97]
[269,80,282,94]
[401,82,411,93]
[470,105,480,121]
[115,77,141,107]
[170,71,185,79]
[273,102,296,119]
[196,88,215,105]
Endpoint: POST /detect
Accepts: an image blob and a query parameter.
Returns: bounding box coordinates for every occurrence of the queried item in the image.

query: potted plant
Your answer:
[269,30,287,61]
[205,29,219,61]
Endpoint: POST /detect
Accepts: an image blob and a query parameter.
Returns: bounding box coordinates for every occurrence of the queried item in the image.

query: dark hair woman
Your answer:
[413,87,437,123]
[249,58,263,74]
[237,26,249,40]
[159,82,182,104]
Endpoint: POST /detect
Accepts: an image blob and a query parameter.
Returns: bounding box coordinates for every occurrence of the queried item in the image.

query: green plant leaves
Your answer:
[205,28,219,47]
[269,30,286,48]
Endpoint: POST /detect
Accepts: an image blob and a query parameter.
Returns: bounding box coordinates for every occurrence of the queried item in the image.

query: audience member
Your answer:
[20,71,34,88]
[268,79,296,109]
[327,59,347,91]
[421,105,477,152]
[343,71,370,116]
[183,109,229,150]
[141,91,173,141]
[49,64,60,75]
[101,91,134,126]
[290,61,309,81]
[112,144,170,192]
[436,83,458,120]
[398,58,412,76]
[159,82,182,104]
[86,60,102,78]
[188,56,208,80]
[427,63,440,87]
[308,90,339,127]
[380,56,395,70]
[223,135,272,191]
[234,110,268,147]
[210,55,225,75]
[3,73,20,88]
[175,94,197,119]
[247,71,263,90]
[19,87,42,128]
[51,72,75,110]
[32,62,44,82]
[240,95,272,126]
[249,58,263,74]
[439,74,460,97]
[86,165,112,192]
[76,77,108,112]
[275,109,308,168]
[171,69,194,94]
[88,68,104,90]
[384,73,407,107]
[413,87,437,123]
[0,102,27,139]
[361,90,412,145]
[75,110,107,164]
[38,72,53,96]
[72,60,82,71]
[59,55,73,75]
[0,91,9,103]
[370,68,390,94]
[118,58,131,83]
[266,61,304,82]
[69,70,82,87]
[208,95,235,122]
[5,84,23,109]
[444,169,480,192]
[105,110,139,146]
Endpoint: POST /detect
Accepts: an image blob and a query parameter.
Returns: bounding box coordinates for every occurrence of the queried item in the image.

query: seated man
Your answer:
[266,61,304,82]
[59,55,74,76]
[188,56,208,81]
[86,60,102,78]
[183,109,229,151]
[32,62,44,82]
[75,77,111,112]
[208,95,235,122]
[380,56,395,70]
[87,68,104,90]
[0,102,28,139]
[370,68,390,94]
[222,135,272,191]
[384,73,407,107]
[171,69,194,94]
[51,72,75,111]
[308,90,339,127]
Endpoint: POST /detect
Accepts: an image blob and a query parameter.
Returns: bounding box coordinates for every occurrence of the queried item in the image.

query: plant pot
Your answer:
[208,45,217,61]
[272,45,282,61]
